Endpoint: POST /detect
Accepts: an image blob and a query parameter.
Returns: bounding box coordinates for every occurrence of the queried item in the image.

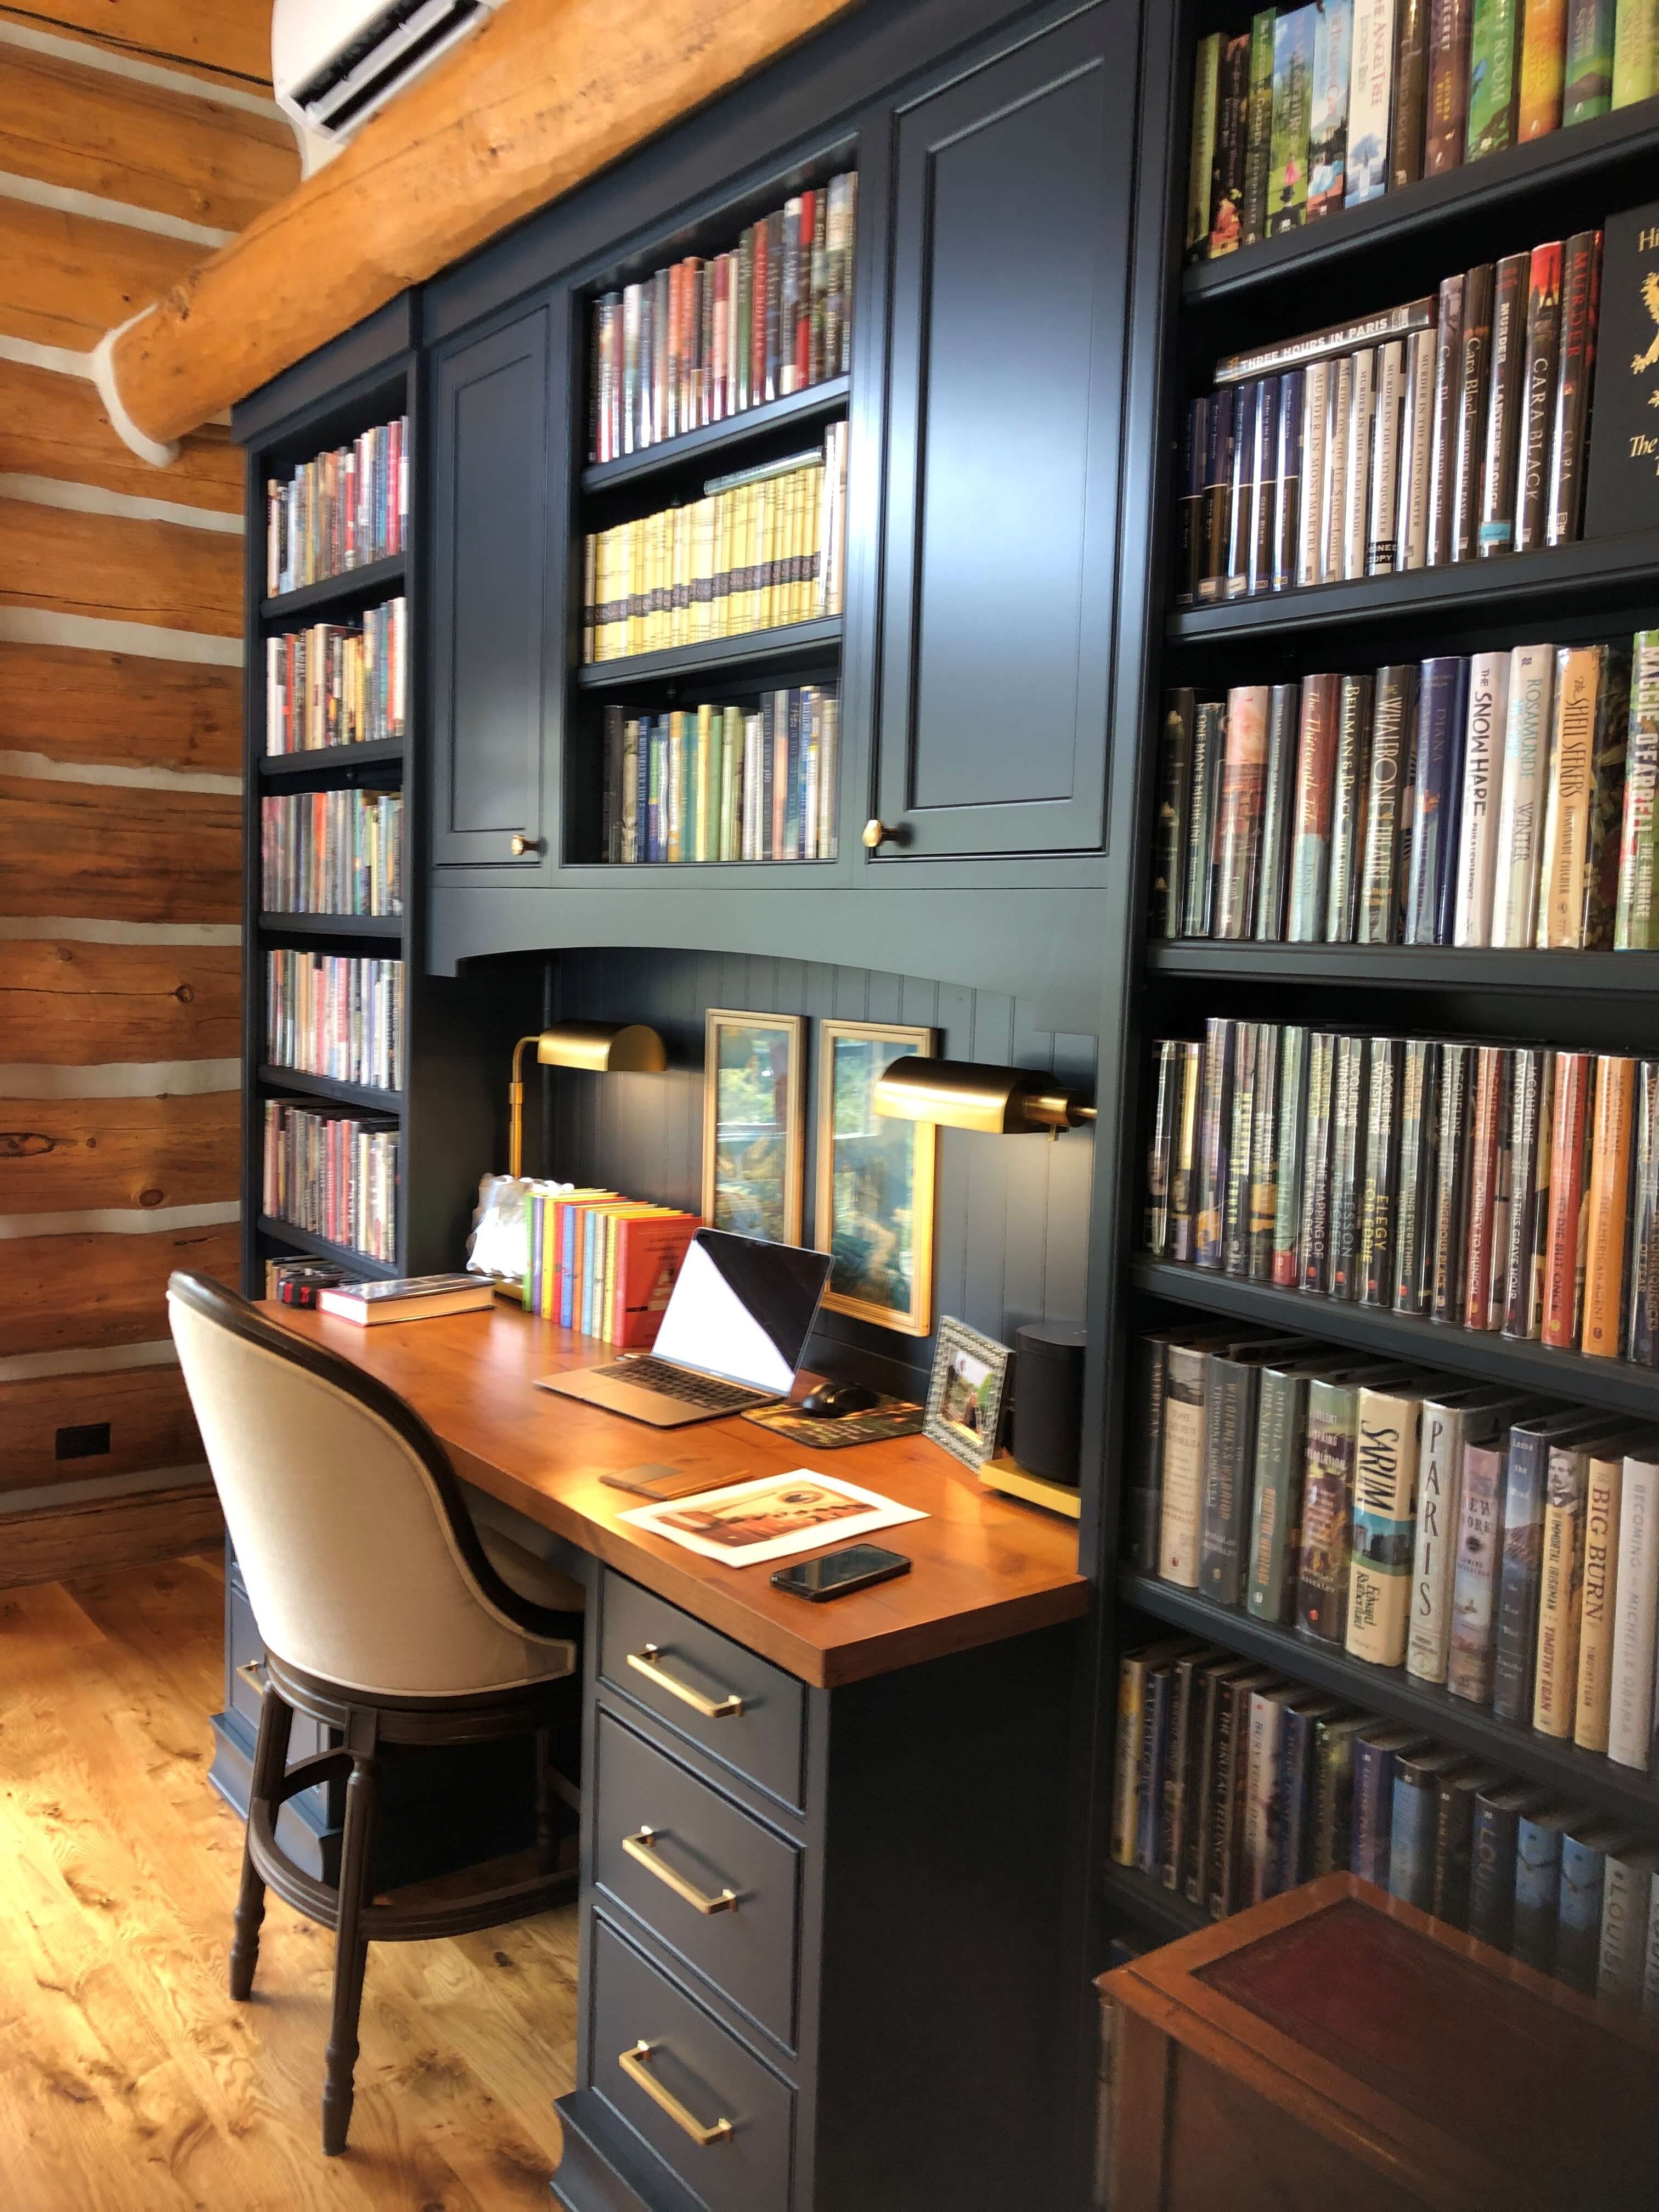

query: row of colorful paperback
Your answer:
[599,689,839,864]
[1187,1,1659,262]
[1180,232,1603,607]
[580,428,848,663]
[261,1100,399,1265]
[264,416,409,597]
[264,951,405,1095]
[522,1186,698,1349]
[1153,632,1659,949]
[259,791,404,918]
[1132,1322,1659,1761]
[588,171,856,462]
[1111,1638,1659,2012]
[264,597,407,755]
[1147,1025,1659,1364]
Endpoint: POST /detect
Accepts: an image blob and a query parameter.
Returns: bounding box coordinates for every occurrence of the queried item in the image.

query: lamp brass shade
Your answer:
[872,1056,1096,1134]
[535,1020,668,1074]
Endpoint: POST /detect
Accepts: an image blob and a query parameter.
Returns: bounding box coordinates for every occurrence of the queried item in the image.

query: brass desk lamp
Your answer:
[507,1020,669,1177]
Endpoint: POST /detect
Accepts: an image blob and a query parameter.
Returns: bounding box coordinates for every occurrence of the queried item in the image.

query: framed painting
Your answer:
[701,1009,805,1244]
[813,1019,937,1336]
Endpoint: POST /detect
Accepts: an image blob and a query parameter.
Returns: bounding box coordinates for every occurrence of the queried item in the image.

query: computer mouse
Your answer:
[797,1379,880,1419]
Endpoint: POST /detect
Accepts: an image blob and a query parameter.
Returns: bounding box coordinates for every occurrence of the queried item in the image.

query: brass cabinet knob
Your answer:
[862,817,893,850]
[509,833,540,857]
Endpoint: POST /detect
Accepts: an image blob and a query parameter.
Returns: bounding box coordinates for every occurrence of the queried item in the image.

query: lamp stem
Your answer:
[508,1034,538,1180]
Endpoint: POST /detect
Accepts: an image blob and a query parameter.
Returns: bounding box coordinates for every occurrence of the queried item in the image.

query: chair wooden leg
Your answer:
[533,1727,554,1877]
[321,1754,380,2157]
[230,1680,292,2002]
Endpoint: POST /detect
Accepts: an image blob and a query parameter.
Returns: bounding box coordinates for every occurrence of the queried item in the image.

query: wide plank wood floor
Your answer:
[0,1551,580,2210]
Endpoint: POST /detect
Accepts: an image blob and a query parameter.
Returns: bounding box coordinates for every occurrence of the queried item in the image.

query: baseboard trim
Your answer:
[0,1480,223,1589]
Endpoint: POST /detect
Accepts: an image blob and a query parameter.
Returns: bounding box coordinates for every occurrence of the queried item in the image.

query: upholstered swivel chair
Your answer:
[168,1270,584,2157]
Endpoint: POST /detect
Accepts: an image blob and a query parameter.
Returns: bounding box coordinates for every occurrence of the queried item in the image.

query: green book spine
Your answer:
[1296,1375,1359,1641]
[1242,10,1278,246]
[1563,0,1615,120]
[1249,1366,1311,1623]
[1468,0,1523,155]
[1268,6,1318,235]
[1612,0,1659,104]
[1616,632,1659,949]
[1187,33,1223,259]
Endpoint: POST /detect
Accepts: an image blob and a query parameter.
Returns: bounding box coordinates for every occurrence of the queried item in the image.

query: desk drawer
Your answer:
[589,1912,794,2212]
[600,1573,806,1813]
[593,1711,803,2051]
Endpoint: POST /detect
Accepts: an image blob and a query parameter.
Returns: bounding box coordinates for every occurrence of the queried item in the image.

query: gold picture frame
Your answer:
[813,1019,938,1337]
[701,1009,805,1245]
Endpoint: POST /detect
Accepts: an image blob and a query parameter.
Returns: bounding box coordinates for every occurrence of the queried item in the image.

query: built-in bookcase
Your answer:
[1103,11,1659,1946]
[563,144,856,872]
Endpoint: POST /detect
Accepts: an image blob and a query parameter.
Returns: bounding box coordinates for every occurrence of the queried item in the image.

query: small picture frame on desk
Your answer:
[924,1316,1012,1471]
[814,1018,938,1337]
[702,1008,805,1245]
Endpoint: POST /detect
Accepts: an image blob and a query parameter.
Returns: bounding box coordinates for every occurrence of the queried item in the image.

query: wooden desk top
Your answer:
[264,1299,1088,1688]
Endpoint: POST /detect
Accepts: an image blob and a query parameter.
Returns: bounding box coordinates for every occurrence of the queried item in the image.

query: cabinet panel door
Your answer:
[874,2,1133,859]
[431,303,554,868]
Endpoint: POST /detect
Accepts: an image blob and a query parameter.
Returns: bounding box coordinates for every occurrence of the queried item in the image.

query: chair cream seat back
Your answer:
[168,1273,578,1699]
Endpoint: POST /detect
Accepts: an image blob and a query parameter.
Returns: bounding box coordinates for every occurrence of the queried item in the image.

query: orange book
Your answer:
[1541,1052,1594,1349]
[1517,0,1566,139]
[613,1212,701,1348]
[548,1190,616,1325]
[1582,1054,1635,1357]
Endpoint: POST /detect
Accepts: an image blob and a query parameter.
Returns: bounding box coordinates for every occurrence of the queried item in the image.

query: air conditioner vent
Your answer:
[277,0,490,142]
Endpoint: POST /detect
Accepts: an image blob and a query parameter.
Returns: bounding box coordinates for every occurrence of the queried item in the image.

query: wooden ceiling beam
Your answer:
[104,0,862,451]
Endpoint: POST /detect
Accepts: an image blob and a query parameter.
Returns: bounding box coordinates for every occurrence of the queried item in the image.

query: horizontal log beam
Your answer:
[0,4,277,92]
[108,0,862,447]
[0,1364,202,1496]
[0,774,240,924]
[0,1221,240,1358]
[0,938,241,1065]
[0,496,241,635]
[0,1482,223,1590]
[0,193,205,352]
[0,1090,239,1214]
[0,639,241,774]
[0,357,241,516]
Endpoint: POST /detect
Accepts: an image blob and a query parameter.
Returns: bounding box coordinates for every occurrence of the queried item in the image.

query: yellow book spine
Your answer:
[1574,1449,1622,1751]
[696,701,713,862]
[1533,1468,1585,1737]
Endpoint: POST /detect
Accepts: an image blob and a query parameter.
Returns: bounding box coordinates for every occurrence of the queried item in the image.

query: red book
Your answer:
[710,255,729,422]
[613,1214,701,1348]
[795,188,815,389]
[750,218,769,404]
[1547,228,1601,548]
[1541,1051,1594,1348]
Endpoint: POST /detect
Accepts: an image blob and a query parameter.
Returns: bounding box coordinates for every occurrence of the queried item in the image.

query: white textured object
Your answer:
[273,0,506,146]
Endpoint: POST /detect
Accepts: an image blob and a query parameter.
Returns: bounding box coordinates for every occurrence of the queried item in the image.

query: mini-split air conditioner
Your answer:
[272,0,505,145]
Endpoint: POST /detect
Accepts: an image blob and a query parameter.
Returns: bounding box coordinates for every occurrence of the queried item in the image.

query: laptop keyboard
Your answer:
[594,1356,770,1411]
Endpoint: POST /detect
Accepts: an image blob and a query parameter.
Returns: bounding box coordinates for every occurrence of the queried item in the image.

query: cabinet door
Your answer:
[431,302,556,868]
[873,2,1133,860]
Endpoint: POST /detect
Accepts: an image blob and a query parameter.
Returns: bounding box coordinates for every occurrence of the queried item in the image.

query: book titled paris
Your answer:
[1584,202,1659,539]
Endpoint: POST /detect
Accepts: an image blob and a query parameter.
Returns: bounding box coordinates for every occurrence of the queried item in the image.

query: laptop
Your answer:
[536,1227,833,1428]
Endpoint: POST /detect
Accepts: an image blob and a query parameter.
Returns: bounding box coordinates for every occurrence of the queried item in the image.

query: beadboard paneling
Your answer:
[541,947,1097,1391]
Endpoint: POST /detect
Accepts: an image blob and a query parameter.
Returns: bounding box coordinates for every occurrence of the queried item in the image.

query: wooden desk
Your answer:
[265,1299,1087,1686]
[248,1298,1087,2212]
[1100,1873,1659,2212]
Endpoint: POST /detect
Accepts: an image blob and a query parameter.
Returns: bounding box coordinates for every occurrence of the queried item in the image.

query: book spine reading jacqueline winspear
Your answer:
[266,418,408,596]
[597,686,839,864]
[261,1100,399,1263]
[580,425,848,662]
[1152,631,1655,947]
[1184,9,1655,264]
[1147,1023,1659,1373]
[264,952,406,1094]
[265,599,407,755]
[587,172,856,462]
[1113,1623,1659,2008]
[259,791,404,918]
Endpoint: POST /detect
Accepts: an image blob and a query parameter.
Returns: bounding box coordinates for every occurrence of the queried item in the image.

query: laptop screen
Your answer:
[651,1229,832,1392]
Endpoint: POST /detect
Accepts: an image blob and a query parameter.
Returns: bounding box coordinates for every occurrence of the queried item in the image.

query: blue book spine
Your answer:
[1433,657,1469,946]
[1277,1703,1316,1892]
[1274,370,1304,593]
[1468,1799,1520,1951]
[560,1209,576,1329]
[1388,1771,1437,1911]
[527,1191,542,1314]
[1137,1669,1172,1875]
[1351,1735,1399,1887]
[785,689,802,857]
[1513,1814,1564,1974]
[1556,1833,1608,1994]
[1493,1428,1550,1724]
[1404,656,1465,944]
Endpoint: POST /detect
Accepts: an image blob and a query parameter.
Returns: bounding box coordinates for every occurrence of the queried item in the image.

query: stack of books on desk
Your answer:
[526,1188,699,1348]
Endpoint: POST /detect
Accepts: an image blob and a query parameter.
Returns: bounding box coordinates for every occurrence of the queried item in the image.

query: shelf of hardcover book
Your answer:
[1168,199,1659,634]
[1181,10,1659,308]
[263,411,408,603]
[1108,1615,1659,1994]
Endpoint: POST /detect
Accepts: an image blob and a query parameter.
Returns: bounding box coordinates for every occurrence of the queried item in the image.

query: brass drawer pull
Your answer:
[618,2040,732,2146]
[623,1826,738,1916]
[235,1660,267,1699]
[627,1642,744,1719]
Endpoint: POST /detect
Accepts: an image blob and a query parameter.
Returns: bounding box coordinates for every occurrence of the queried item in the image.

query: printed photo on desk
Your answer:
[814,1019,937,1335]
[620,1469,924,1565]
[701,1009,804,1243]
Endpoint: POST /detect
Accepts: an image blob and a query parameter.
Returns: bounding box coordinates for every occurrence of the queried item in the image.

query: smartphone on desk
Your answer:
[771,1544,911,1601]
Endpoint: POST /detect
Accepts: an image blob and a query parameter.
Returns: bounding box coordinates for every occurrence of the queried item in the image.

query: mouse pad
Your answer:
[742,1397,926,1449]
